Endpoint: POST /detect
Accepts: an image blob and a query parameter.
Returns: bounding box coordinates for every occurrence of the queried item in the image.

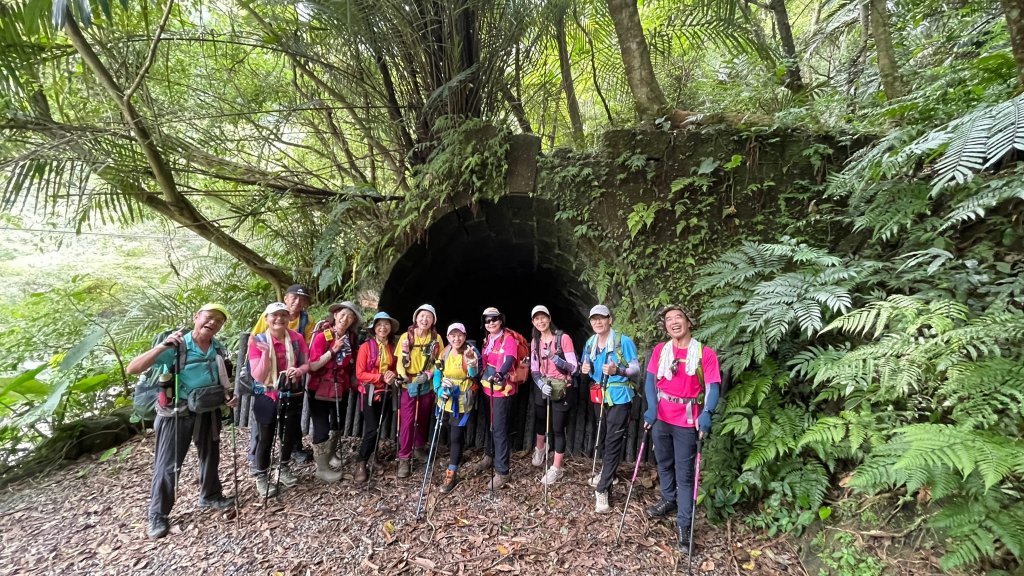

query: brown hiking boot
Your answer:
[488,472,509,490]
[353,461,368,483]
[440,469,459,494]
[466,455,493,475]
[397,458,411,478]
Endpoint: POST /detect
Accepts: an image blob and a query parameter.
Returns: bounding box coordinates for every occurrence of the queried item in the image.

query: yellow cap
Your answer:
[198,302,230,322]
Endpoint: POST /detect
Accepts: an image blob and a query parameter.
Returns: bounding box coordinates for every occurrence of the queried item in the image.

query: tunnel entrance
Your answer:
[379,196,595,342]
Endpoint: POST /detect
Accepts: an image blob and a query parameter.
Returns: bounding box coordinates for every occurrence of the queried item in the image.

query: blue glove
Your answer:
[697,411,712,434]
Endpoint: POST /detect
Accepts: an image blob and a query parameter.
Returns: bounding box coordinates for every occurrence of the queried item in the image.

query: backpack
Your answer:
[532,330,566,363]
[505,329,530,385]
[132,329,184,421]
[585,332,638,386]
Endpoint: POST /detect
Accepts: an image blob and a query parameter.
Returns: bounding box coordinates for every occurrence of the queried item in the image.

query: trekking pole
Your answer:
[230,406,240,525]
[333,378,342,469]
[369,378,399,483]
[688,434,704,573]
[415,407,445,520]
[488,377,495,497]
[590,373,609,480]
[542,394,551,509]
[265,373,287,505]
[615,427,649,543]
[170,333,183,502]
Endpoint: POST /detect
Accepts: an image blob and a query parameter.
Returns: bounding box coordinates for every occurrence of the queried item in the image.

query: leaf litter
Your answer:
[0,429,806,575]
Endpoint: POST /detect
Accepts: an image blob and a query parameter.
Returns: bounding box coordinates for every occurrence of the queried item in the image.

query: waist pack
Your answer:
[188,385,226,413]
[546,377,569,402]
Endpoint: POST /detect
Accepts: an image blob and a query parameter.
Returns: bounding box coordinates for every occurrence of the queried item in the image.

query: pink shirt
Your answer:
[248,329,309,385]
[530,332,576,381]
[646,342,720,427]
[307,330,355,399]
[482,331,517,398]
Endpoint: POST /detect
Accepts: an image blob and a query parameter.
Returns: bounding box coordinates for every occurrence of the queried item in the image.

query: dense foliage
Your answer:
[2,0,1024,572]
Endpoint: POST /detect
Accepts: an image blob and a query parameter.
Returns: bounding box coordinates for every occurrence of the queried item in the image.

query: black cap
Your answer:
[285,284,311,299]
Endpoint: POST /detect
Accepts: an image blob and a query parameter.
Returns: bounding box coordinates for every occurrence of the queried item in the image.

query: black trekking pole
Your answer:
[369,378,399,483]
[688,434,704,573]
[590,373,609,481]
[615,427,649,543]
[264,373,288,505]
[415,407,445,520]
[230,406,240,524]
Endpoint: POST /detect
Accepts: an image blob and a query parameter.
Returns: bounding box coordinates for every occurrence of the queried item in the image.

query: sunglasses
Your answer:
[484,317,501,324]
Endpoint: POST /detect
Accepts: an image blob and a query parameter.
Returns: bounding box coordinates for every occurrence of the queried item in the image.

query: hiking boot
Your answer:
[255,474,278,498]
[198,494,234,510]
[293,448,311,465]
[595,491,611,514]
[146,516,170,539]
[531,446,545,467]
[329,431,343,469]
[540,466,564,486]
[467,455,493,475]
[353,461,368,483]
[678,525,692,553]
[440,469,459,494]
[647,499,677,518]
[413,447,428,460]
[588,473,619,488]
[313,441,343,483]
[278,463,299,488]
[397,458,411,478]
[488,472,509,490]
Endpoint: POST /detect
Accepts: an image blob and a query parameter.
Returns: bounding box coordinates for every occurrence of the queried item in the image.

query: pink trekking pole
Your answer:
[614,427,649,543]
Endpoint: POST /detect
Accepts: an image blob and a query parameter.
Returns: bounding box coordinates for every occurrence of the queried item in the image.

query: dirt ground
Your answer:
[0,428,810,576]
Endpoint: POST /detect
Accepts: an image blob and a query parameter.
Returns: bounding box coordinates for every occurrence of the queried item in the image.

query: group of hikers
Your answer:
[127,285,721,554]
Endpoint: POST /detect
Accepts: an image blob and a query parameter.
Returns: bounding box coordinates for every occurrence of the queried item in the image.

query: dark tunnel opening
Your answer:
[379,196,595,343]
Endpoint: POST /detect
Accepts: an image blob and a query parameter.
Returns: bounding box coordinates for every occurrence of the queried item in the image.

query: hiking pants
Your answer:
[358,390,391,462]
[254,394,303,472]
[448,416,467,468]
[594,402,630,494]
[149,410,222,520]
[652,420,699,529]
[533,401,571,454]
[481,394,513,475]
[310,396,347,444]
[398,387,434,459]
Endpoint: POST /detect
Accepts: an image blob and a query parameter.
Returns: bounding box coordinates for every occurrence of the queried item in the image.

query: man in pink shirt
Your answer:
[642,304,721,553]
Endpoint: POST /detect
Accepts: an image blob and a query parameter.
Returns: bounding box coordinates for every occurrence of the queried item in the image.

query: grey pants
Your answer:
[148,411,223,520]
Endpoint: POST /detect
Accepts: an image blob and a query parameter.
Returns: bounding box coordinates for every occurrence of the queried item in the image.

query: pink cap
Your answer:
[446,323,467,335]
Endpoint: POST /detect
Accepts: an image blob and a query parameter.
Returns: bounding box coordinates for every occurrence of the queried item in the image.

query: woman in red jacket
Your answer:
[352,311,400,482]
[306,301,361,482]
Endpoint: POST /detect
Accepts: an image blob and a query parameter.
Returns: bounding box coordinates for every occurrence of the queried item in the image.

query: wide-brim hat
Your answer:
[659,304,698,328]
[328,301,362,329]
[370,311,400,334]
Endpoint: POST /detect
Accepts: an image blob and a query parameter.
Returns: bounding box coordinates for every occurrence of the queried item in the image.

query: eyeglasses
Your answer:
[484,317,501,324]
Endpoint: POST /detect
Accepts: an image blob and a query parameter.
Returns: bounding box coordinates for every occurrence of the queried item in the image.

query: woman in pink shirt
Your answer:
[528,305,577,486]
[248,302,310,497]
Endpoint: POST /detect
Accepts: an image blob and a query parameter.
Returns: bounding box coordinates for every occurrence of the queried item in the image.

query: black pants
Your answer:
[255,393,303,473]
[653,421,699,528]
[533,401,571,454]
[481,394,513,475]
[358,390,392,462]
[310,396,347,444]
[149,410,222,520]
[448,414,467,468]
[594,402,631,494]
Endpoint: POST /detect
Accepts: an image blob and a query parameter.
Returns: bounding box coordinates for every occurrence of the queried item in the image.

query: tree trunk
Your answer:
[61,12,292,292]
[769,0,804,93]
[868,0,902,99]
[604,0,668,118]
[1002,0,1024,87]
[555,6,585,143]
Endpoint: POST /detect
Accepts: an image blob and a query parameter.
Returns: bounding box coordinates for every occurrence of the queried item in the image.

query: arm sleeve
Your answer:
[559,334,578,374]
[432,367,443,395]
[467,346,480,379]
[396,334,410,379]
[643,371,658,424]
[529,339,540,373]
[703,382,721,414]
[531,370,545,389]
[498,354,515,375]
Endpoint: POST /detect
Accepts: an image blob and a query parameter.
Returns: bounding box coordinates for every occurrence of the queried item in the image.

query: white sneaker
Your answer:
[531,446,545,467]
[540,466,563,485]
[588,473,619,488]
[595,491,611,514]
